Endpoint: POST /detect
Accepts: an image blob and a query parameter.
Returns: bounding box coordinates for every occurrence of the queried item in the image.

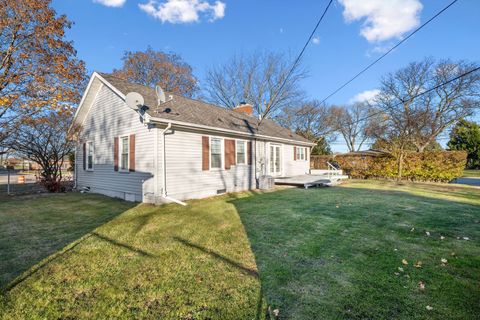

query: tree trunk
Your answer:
[397,152,404,181]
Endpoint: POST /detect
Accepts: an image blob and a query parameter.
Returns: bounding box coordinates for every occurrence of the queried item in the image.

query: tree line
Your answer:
[1,0,479,190]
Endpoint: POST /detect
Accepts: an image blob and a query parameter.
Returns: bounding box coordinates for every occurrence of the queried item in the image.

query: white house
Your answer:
[72,72,314,204]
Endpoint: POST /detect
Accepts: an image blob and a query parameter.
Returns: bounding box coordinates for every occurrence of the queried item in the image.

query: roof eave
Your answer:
[148,116,315,146]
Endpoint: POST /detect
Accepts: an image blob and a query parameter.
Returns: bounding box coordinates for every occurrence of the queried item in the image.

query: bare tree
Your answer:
[205,51,307,120]
[112,47,198,97]
[10,112,77,192]
[377,58,480,152]
[327,102,379,152]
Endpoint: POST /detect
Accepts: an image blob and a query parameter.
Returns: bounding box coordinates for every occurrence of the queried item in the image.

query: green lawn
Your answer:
[1,181,479,319]
[463,169,480,177]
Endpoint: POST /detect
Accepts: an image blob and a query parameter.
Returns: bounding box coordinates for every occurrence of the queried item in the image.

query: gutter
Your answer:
[159,123,187,206]
[148,116,315,147]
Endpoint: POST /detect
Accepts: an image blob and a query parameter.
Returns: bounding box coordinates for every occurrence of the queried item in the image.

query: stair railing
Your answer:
[326,161,339,178]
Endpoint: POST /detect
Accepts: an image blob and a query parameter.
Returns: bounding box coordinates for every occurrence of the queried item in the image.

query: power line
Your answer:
[320,0,460,104]
[261,0,334,123]
[357,65,480,124]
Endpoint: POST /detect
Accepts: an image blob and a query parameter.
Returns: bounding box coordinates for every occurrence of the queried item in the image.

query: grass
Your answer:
[463,169,480,178]
[0,193,265,319]
[1,181,479,319]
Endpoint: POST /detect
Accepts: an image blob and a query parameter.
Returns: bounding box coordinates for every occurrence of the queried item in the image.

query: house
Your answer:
[71,72,315,204]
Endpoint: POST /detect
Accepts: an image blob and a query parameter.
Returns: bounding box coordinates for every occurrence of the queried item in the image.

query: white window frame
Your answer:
[296,146,306,161]
[119,135,130,172]
[235,139,247,165]
[268,143,283,176]
[86,141,94,171]
[209,136,224,170]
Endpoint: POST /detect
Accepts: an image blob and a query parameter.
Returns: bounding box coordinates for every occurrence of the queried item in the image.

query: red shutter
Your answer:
[83,143,86,170]
[247,141,252,165]
[114,137,119,171]
[294,146,297,161]
[224,139,235,170]
[129,134,135,172]
[202,136,209,171]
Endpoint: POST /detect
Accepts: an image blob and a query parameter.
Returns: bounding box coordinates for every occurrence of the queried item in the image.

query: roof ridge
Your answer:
[96,72,312,144]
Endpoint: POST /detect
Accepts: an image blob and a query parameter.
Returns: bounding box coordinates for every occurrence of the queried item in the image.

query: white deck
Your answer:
[275,174,349,188]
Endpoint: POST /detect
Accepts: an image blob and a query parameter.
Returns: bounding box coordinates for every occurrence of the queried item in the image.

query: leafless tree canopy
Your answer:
[11,112,76,191]
[375,58,480,152]
[205,51,307,120]
[276,100,333,138]
[327,102,380,152]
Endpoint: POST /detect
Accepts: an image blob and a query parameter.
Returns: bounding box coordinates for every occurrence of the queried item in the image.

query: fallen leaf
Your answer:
[418,281,425,290]
[426,305,433,311]
[410,227,415,232]
[463,237,470,240]
[450,252,456,256]
[398,267,404,272]
[273,309,280,317]
[441,258,448,264]
[394,248,398,251]
[425,231,431,236]
[402,259,408,265]
[414,261,422,268]
[440,236,445,240]
[394,272,400,276]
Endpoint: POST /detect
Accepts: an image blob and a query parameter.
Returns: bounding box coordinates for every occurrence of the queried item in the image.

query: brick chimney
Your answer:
[233,102,253,116]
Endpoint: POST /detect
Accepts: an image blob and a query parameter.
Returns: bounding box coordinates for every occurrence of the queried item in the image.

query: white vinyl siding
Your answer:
[76,84,156,203]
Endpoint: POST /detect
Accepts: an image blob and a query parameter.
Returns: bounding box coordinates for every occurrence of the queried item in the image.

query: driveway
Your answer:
[454,177,480,187]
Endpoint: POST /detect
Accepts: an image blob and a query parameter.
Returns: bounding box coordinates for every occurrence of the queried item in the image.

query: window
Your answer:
[296,147,305,161]
[236,140,246,165]
[86,141,94,170]
[210,137,222,169]
[120,136,129,171]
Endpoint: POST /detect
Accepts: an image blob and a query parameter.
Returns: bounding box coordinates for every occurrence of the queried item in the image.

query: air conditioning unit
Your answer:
[258,175,275,190]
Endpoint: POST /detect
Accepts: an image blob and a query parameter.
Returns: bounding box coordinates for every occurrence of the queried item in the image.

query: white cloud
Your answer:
[93,0,126,7]
[350,89,380,104]
[312,36,320,45]
[139,0,226,24]
[338,0,423,42]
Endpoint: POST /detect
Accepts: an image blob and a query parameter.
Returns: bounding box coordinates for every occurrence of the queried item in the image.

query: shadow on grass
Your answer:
[0,194,137,292]
[229,185,480,319]
[173,236,259,278]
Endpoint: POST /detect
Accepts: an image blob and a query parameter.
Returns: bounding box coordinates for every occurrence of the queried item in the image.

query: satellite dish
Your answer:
[125,92,144,110]
[155,85,166,105]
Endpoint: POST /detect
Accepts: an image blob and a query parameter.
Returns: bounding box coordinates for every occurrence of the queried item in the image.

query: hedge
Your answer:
[311,151,467,182]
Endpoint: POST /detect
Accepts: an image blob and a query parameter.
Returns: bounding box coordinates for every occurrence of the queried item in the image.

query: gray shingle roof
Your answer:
[99,73,312,144]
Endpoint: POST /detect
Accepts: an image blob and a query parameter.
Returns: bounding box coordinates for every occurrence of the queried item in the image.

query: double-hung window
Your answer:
[86,141,94,170]
[236,140,246,165]
[210,137,222,169]
[120,136,129,171]
[296,147,305,161]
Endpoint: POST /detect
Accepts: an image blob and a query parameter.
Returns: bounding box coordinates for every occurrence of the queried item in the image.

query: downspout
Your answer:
[160,123,187,206]
[73,145,77,189]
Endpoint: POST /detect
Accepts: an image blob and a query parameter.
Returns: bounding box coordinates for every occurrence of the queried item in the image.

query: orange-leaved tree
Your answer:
[0,0,86,147]
[112,46,198,97]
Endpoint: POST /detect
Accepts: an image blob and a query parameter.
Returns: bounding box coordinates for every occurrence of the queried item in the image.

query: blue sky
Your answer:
[52,0,480,151]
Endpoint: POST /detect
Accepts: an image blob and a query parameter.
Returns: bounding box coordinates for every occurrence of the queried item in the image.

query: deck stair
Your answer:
[275,162,349,188]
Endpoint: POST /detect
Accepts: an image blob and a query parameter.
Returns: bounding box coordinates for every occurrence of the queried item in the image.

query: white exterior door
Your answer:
[269,144,282,176]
